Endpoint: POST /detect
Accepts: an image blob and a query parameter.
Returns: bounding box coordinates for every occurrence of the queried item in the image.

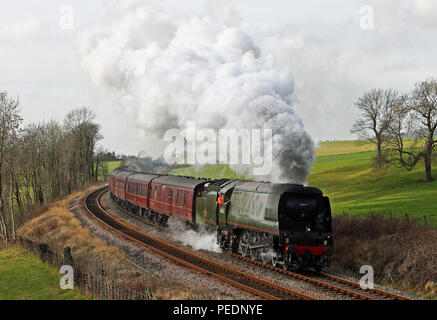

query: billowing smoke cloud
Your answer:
[167,218,221,253]
[79,0,315,183]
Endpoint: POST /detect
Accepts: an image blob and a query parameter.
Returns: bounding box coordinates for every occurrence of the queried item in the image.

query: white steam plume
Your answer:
[167,218,221,253]
[79,0,315,183]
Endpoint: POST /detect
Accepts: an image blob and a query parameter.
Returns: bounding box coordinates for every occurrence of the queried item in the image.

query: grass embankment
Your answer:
[0,247,88,300]
[330,216,437,299]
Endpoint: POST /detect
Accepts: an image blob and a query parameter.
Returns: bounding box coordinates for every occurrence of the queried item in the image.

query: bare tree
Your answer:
[0,92,22,242]
[386,79,437,182]
[410,79,437,181]
[64,107,103,184]
[0,94,107,244]
[351,89,399,167]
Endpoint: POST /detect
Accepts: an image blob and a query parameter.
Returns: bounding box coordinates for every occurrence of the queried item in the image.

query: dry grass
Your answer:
[18,184,123,261]
[330,216,437,298]
[16,184,224,300]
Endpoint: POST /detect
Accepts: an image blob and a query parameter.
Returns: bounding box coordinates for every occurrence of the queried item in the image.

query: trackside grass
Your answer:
[0,246,88,300]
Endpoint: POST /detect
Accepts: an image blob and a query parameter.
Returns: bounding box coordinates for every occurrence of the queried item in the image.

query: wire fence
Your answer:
[12,237,152,300]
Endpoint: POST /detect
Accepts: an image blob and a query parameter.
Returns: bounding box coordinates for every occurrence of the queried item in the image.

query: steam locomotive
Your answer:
[109,168,333,272]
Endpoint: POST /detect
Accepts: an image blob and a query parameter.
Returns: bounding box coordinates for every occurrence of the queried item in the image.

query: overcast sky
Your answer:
[1,0,437,156]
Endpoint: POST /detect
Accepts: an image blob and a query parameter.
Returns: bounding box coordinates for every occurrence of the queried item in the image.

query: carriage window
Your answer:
[175,190,179,204]
[168,189,173,202]
[182,191,186,206]
[154,186,158,199]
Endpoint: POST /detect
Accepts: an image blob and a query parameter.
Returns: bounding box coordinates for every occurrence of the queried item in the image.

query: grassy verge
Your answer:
[0,246,88,300]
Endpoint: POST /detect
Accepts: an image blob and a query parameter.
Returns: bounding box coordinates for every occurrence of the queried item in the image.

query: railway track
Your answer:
[83,186,316,300]
[96,186,413,301]
[232,254,412,300]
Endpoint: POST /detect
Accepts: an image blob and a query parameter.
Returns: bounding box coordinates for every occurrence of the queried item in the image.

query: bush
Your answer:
[330,215,437,297]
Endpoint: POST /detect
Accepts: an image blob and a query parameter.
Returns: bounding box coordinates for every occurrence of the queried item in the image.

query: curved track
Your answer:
[104,187,413,301]
[84,187,317,300]
[232,254,412,300]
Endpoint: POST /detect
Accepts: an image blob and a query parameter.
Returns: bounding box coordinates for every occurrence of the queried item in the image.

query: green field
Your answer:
[172,164,248,180]
[0,247,88,300]
[308,150,437,224]
[107,160,122,172]
[97,161,122,180]
[171,140,437,225]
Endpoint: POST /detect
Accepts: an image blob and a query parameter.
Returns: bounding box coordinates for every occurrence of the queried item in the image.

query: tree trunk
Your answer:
[424,143,434,182]
[10,171,16,240]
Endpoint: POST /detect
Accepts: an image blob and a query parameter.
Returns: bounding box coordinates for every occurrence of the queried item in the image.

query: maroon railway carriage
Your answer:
[110,170,210,223]
[125,172,160,211]
[109,171,132,201]
[149,176,210,222]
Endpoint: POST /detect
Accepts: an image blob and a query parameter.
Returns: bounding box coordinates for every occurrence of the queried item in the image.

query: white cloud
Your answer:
[412,0,437,27]
[0,19,41,40]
